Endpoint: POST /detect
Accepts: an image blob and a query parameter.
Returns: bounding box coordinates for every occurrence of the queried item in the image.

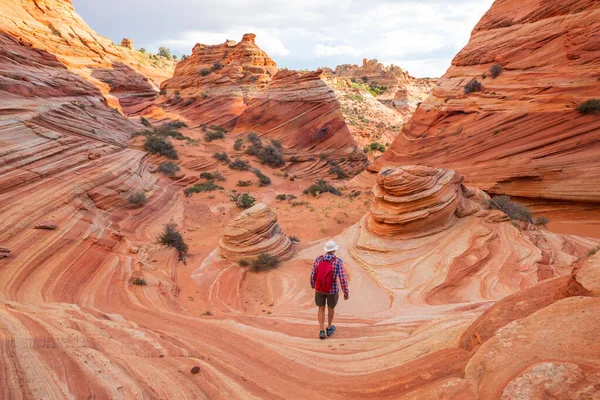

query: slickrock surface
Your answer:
[219,203,294,261]
[161,34,368,178]
[371,1,600,203]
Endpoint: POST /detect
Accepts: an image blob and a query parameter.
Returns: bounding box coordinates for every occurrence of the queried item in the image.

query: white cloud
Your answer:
[314,44,360,58]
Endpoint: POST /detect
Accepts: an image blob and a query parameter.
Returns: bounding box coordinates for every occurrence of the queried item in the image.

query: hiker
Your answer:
[310,240,349,339]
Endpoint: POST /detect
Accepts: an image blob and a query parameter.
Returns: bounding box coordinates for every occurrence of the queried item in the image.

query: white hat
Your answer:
[324,240,339,252]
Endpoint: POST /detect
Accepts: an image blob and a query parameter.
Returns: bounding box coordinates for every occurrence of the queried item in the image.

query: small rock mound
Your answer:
[219,203,294,262]
[34,221,57,230]
[368,165,480,238]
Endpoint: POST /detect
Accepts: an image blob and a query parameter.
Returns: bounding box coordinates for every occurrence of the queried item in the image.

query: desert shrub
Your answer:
[257,145,285,167]
[245,142,263,157]
[180,55,188,61]
[212,62,224,71]
[209,125,227,134]
[239,258,250,267]
[587,246,600,257]
[486,195,533,222]
[229,158,251,171]
[199,69,211,76]
[576,99,600,115]
[139,48,146,53]
[131,277,146,285]
[157,223,188,258]
[158,162,180,176]
[291,200,309,207]
[489,64,502,78]
[230,192,256,209]
[247,132,261,145]
[213,152,230,163]
[184,181,223,196]
[144,136,178,159]
[289,235,300,244]
[158,46,172,59]
[234,138,244,151]
[153,125,187,140]
[205,129,225,142]
[271,139,283,149]
[165,121,188,129]
[319,154,327,161]
[534,216,550,227]
[369,142,386,152]
[250,253,280,272]
[140,116,151,127]
[276,194,287,201]
[128,191,148,205]
[252,168,271,186]
[303,179,341,196]
[330,164,348,179]
[464,79,483,94]
[237,180,252,187]
[289,156,298,162]
[200,170,225,181]
[367,84,388,97]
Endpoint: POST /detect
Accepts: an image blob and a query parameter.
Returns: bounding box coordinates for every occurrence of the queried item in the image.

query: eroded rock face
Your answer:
[121,38,134,49]
[160,35,367,177]
[368,166,480,238]
[219,203,294,262]
[372,2,600,203]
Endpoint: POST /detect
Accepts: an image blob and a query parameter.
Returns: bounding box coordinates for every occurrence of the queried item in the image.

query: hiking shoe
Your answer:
[326,325,336,337]
[319,330,326,339]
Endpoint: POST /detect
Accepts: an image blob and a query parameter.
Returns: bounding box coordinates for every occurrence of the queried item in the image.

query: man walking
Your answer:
[310,240,349,339]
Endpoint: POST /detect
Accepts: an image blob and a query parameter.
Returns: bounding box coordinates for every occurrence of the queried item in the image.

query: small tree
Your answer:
[158,46,172,60]
[157,223,188,260]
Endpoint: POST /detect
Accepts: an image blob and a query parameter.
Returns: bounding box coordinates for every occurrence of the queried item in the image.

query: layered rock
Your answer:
[368,166,480,238]
[160,34,368,177]
[219,203,294,261]
[371,1,600,204]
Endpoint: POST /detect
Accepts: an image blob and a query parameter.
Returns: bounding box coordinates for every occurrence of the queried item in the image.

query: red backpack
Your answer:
[315,256,336,293]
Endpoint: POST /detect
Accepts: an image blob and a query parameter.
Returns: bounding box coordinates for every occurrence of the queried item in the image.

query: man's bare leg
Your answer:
[318,306,326,331]
[327,307,335,329]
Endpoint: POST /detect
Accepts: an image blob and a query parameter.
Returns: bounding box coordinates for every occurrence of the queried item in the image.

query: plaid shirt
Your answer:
[310,254,349,296]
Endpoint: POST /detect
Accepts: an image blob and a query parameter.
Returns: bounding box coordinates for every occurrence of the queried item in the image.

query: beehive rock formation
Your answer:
[368,166,480,238]
[219,203,294,261]
[371,1,600,204]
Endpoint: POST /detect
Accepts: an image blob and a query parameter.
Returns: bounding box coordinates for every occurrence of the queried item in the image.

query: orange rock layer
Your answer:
[372,1,600,203]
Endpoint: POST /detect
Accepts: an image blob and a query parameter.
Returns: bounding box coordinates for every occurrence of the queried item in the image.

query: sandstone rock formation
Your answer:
[219,203,294,261]
[160,34,368,177]
[371,2,600,204]
[34,221,58,230]
[121,38,134,49]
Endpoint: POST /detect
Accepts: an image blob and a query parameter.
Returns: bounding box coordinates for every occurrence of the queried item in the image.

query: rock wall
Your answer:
[372,1,600,203]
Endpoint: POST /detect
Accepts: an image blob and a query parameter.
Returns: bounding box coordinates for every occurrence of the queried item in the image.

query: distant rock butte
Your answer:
[371,2,600,203]
[219,203,294,261]
[161,34,368,178]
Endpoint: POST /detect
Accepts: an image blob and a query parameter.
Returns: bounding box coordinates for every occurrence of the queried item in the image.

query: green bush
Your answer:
[489,64,502,78]
[239,258,250,267]
[158,46,172,60]
[464,79,483,94]
[303,180,341,196]
[200,171,225,181]
[131,277,146,285]
[486,195,533,222]
[153,125,187,140]
[250,253,280,272]
[367,84,388,97]
[271,139,283,149]
[534,216,549,227]
[184,181,223,196]
[237,180,252,187]
[157,223,188,259]
[140,116,151,127]
[144,136,178,159]
[128,191,148,205]
[158,162,180,176]
[576,99,600,115]
[212,62,224,71]
[165,121,188,129]
[234,138,244,151]
[276,194,287,201]
[199,69,211,76]
[213,152,230,163]
[289,156,298,162]
[366,142,386,152]
[329,164,348,179]
[229,158,251,171]
[252,168,271,186]
[257,145,285,167]
[230,192,256,209]
[205,129,225,142]
[247,132,261,145]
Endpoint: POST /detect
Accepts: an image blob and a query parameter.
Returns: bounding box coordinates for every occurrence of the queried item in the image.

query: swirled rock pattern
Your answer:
[368,166,480,238]
[219,203,294,261]
[371,1,600,204]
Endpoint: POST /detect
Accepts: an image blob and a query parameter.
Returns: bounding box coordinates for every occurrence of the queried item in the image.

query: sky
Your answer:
[72,0,495,78]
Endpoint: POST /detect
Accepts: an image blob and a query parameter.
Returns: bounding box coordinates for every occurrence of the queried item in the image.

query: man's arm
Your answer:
[310,257,319,288]
[338,260,349,299]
